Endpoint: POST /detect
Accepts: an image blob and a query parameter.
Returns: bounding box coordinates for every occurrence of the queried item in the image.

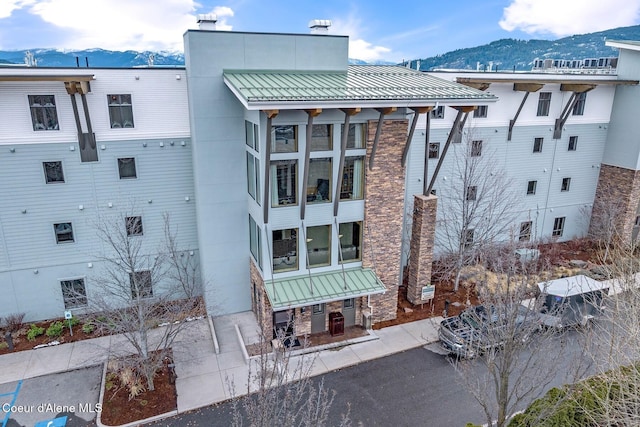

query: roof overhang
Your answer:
[265,267,386,311]
[606,39,640,52]
[457,76,638,87]
[0,74,95,82]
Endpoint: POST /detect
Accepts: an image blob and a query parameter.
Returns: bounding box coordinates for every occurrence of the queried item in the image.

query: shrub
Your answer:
[3,313,26,333]
[69,316,80,327]
[0,341,8,350]
[26,324,45,341]
[45,321,64,338]
[82,322,95,334]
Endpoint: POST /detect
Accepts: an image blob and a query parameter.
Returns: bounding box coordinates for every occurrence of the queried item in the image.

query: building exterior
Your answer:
[2,25,640,339]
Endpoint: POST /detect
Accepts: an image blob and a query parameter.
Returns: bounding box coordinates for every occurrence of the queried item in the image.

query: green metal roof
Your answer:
[264,267,386,310]
[223,65,497,109]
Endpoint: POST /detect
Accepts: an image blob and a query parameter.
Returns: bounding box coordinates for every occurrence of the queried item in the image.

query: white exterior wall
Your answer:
[0,67,197,321]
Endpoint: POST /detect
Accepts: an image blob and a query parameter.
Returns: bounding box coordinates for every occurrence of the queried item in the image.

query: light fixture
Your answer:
[107,202,113,208]
[159,142,164,147]
[185,196,190,201]
[135,76,140,80]
[33,269,39,274]
[69,146,75,151]
[148,199,153,204]
[9,148,15,153]
[142,142,147,147]
[189,250,194,256]
[100,145,106,150]
[88,263,93,268]
[181,141,186,146]
[170,141,175,146]
[176,74,181,80]
[21,209,27,214]
[78,205,84,210]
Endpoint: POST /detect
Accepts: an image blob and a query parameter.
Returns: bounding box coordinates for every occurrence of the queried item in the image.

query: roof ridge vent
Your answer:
[309,19,331,34]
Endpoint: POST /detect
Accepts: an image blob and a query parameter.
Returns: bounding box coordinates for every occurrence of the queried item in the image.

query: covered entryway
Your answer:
[273,310,294,339]
[343,298,356,327]
[311,303,326,333]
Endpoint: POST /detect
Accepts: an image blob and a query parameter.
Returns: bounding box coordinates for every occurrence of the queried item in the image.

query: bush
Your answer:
[3,313,26,333]
[69,316,80,327]
[26,324,45,341]
[82,322,95,334]
[45,321,64,338]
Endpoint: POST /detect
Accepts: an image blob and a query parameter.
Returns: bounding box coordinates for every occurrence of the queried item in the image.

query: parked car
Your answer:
[438,304,542,358]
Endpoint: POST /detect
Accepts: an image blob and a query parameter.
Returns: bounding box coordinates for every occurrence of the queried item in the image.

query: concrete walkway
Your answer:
[0,313,444,419]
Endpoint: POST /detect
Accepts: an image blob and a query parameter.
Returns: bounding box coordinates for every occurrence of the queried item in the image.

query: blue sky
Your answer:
[1,0,640,62]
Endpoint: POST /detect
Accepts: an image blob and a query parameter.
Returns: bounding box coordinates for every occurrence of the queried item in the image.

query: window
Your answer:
[568,136,578,151]
[452,121,463,143]
[29,95,58,131]
[473,105,488,118]
[343,298,355,309]
[344,123,366,149]
[431,106,445,119]
[561,177,571,192]
[636,216,640,227]
[428,142,440,159]
[54,222,74,244]
[533,137,543,153]
[272,228,298,272]
[339,222,362,263]
[126,216,143,236]
[246,153,261,203]
[527,180,537,195]
[463,229,474,249]
[61,278,87,308]
[466,185,477,201]
[519,221,532,242]
[249,215,262,269]
[471,140,483,157]
[272,125,298,153]
[245,120,259,151]
[340,157,364,200]
[572,92,586,116]
[306,225,331,267]
[552,217,565,237]
[310,124,332,151]
[108,94,134,128]
[271,160,297,207]
[307,158,332,203]
[129,270,153,299]
[43,161,64,184]
[118,158,137,179]
[537,92,551,116]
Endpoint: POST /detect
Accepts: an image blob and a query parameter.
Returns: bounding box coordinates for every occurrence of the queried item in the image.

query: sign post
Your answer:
[421,285,435,302]
[64,310,73,336]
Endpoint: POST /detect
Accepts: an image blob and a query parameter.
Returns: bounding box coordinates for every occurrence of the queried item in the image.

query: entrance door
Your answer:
[273,311,294,339]
[343,298,356,327]
[311,303,326,334]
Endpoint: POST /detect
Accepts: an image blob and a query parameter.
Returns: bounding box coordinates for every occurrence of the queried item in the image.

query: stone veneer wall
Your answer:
[406,194,438,304]
[590,164,640,242]
[363,119,408,323]
[249,260,272,339]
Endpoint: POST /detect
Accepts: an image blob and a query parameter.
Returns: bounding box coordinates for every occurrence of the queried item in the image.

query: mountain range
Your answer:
[2,24,640,70]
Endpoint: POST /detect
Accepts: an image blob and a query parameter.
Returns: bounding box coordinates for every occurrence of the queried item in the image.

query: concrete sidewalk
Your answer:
[0,313,444,418]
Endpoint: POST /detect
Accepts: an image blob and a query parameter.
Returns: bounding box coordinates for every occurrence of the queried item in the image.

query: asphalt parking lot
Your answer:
[0,365,102,427]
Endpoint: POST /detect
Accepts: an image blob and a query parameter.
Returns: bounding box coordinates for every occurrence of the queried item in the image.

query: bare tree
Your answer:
[163,213,203,299]
[584,181,627,263]
[448,244,590,427]
[88,211,201,391]
[228,325,350,427]
[436,131,519,291]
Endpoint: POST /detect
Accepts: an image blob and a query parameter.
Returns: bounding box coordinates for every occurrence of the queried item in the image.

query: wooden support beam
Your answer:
[560,83,596,93]
[263,109,279,119]
[513,82,544,92]
[460,82,491,91]
[452,106,477,113]
[341,108,361,116]
[304,108,322,117]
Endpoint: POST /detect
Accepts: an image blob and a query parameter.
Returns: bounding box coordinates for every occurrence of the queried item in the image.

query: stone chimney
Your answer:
[309,19,331,34]
[197,14,217,31]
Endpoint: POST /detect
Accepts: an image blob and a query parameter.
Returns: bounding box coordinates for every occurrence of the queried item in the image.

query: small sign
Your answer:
[35,416,68,427]
[421,285,435,301]
[64,310,72,320]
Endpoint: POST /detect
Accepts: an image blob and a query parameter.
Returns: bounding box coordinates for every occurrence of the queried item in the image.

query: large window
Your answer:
[246,153,260,203]
[249,215,262,269]
[527,180,537,195]
[307,158,332,203]
[310,124,332,151]
[537,92,551,116]
[572,92,586,116]
[129,270,153,299]
[272,125,298,153]
[271,160,297,206]
[306,225,331,267]
[519,221,532,242]
[43,161,64,184]
[118,158,137,179]
[126,216,143,236]
[533,138,544,153]
[473,105,488,118]
[245,120,259,151]
[428,142,440,159]
[471,140,483,157]
[344,123,366,149]
[340,157,364,200]
[54,222,74,244]
[272,228,298,272]
[108,94,134,128]
[552,217,565,237]
[29,95,58,131]
[61,278,88,309]
[339,222,362,263]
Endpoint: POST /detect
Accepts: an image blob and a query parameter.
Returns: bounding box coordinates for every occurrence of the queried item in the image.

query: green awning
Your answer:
[265,267,386,311]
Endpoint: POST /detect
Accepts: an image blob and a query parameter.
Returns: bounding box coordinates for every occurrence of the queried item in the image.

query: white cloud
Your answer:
[24,0,212,51]
[210,5,233,31]
[0,0,35,19]
[331,15,392,61]
[500,0,640,36]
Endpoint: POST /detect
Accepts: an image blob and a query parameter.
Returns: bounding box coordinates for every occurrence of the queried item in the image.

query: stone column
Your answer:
[590,164,640,242]
[406,194,438,304]
[250,260,272,339]
[363,119,407,323]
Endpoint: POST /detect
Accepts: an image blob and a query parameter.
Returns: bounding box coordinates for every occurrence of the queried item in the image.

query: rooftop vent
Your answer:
[309,19,331,34]
[197,14,217,31]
